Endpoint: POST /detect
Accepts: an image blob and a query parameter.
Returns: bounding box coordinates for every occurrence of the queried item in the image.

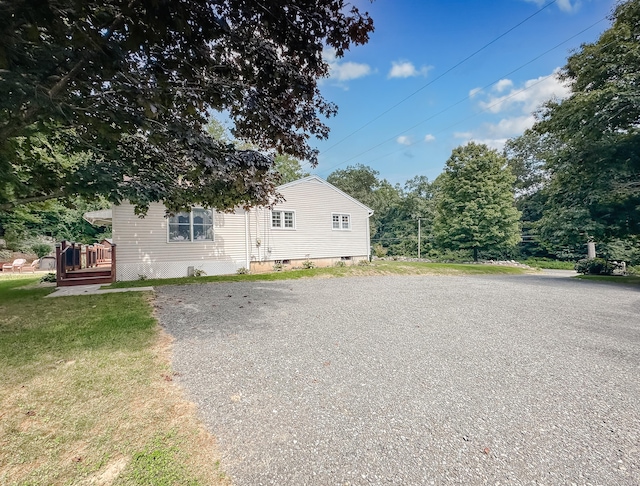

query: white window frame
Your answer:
[332,213,351,231]
[271,210,296,230]
[167,208,215,243]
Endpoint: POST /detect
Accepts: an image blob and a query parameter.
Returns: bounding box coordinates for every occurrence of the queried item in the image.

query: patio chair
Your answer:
[2,258,26,272]
[20,259,40,273]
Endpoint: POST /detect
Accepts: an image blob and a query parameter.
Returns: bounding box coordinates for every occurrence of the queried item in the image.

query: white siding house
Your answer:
[111,176,373,281]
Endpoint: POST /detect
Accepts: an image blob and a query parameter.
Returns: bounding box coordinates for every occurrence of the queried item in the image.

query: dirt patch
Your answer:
[79,457,129,485]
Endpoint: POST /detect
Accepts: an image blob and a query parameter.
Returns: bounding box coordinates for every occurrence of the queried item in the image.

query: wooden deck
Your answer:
[56,241,116,287]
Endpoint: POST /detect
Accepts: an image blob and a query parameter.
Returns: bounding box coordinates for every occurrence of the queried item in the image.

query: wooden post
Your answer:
[55,243,62,286]
[110,243,117,282]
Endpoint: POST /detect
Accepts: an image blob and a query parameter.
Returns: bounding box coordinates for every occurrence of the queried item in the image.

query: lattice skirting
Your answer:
[117,260,244,281]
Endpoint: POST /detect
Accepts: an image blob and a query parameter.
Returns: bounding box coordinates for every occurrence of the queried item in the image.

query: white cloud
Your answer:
[331,61,372,81]
[523,0,581,13]
[477,69,571,114]
[452,115,536,153]
[558,0,582,12]
[397,135,412,146]
[484,115,536,138]
[454,131,473,139]
[494,79,513,93]
[388,60,433,79]
[324,48,372,82]
[469,87,483,98]
[471,138,510,151]
[424,134,436,142]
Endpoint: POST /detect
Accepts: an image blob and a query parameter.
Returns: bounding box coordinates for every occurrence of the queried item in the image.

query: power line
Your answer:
[314,16,608,175]
[317,0,560,157]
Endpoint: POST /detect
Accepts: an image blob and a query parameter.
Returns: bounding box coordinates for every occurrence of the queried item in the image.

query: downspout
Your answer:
[367,210,374,261]
[244,210,250,269]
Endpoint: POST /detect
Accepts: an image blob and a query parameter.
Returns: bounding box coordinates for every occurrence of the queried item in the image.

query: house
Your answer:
[109,176,373,281]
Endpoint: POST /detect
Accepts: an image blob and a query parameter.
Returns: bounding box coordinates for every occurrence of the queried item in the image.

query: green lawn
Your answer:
[0,277,227,486]
[518,258,576,270]
[107,260,531,289]
[574,274,640,287]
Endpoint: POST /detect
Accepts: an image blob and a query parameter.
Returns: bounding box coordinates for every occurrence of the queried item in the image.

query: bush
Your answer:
[574,258,614,275]
[302,260,316,269]
[372,243,387,258]
[40,272,56,283]
[31,243,53,258]
[334,260,346,267]
[236,267,250,275]
[627,265,639,276]
[357,259,371,266]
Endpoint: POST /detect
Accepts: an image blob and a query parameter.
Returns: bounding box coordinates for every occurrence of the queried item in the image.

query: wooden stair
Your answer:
[56,268,114,286]
[56,241,117,287]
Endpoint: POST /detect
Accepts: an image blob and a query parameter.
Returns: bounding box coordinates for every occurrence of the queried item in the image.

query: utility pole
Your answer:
[418,218,421,259]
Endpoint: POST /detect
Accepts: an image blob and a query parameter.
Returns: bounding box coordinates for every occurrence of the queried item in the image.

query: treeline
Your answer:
[328,0,640,264]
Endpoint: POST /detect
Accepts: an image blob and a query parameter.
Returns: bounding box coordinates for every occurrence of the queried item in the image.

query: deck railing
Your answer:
[55,241,117,286]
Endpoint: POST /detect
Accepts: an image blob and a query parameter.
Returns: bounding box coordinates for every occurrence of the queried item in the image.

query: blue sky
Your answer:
[308,0,616,186]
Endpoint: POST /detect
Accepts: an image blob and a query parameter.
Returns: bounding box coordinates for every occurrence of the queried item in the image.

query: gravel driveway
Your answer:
[155,273,640,485]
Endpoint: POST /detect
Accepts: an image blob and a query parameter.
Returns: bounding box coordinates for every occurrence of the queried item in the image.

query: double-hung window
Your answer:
[272,210,295,229]
[168,209,214,242]
[332,213,351,230]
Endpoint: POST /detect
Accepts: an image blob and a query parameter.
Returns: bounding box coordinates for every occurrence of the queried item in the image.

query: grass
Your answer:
[0,277,228,486]
[518,258,576,270]
[574,274,640,287]
[107,260,531,289]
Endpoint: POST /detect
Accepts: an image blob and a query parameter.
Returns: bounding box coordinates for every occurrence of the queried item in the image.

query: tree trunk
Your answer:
[473,247,478,262]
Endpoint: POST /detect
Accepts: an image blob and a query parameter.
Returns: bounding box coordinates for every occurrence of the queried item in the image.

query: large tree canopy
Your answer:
[0,0,373,214]
[433,143,521,261]
[534,0,640,240]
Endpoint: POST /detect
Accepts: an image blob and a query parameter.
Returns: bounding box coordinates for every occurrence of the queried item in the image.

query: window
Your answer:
[332,213,351,230]
[168,209,214,242]
[272,210,295,229]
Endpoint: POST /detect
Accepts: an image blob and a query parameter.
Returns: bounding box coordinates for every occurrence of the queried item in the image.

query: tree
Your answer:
[0,197,111,251]
[326,164,383,209]
[503,128,558,196]
[433,143,521,261]
[503,129,557,258]
[534,0,640,240]
[272,155,310,185]
[0,1,374,214]
[379,176,435,257]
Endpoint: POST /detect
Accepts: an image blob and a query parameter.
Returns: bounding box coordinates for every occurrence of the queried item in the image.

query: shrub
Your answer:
[357,259,371,266]
[236,267,250,275]
[137,274,148,281]
[40,272,57,283]
[273,263,283,272]
[302,260,316,269]
[31,243,53,258]
[334,260,346,267]
[574,258,614,275]
[373,243,387,258]
[627,265,639,276]
[193,268,206,277]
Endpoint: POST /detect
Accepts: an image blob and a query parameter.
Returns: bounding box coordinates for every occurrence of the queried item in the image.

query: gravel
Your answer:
[155,273,640,485]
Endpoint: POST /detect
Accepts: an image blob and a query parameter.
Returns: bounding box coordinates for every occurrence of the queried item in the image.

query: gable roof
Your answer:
[277,175,374,215]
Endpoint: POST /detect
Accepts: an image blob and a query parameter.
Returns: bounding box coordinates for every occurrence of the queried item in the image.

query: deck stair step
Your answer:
[57,275,114,287]
[65,270,112,278]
